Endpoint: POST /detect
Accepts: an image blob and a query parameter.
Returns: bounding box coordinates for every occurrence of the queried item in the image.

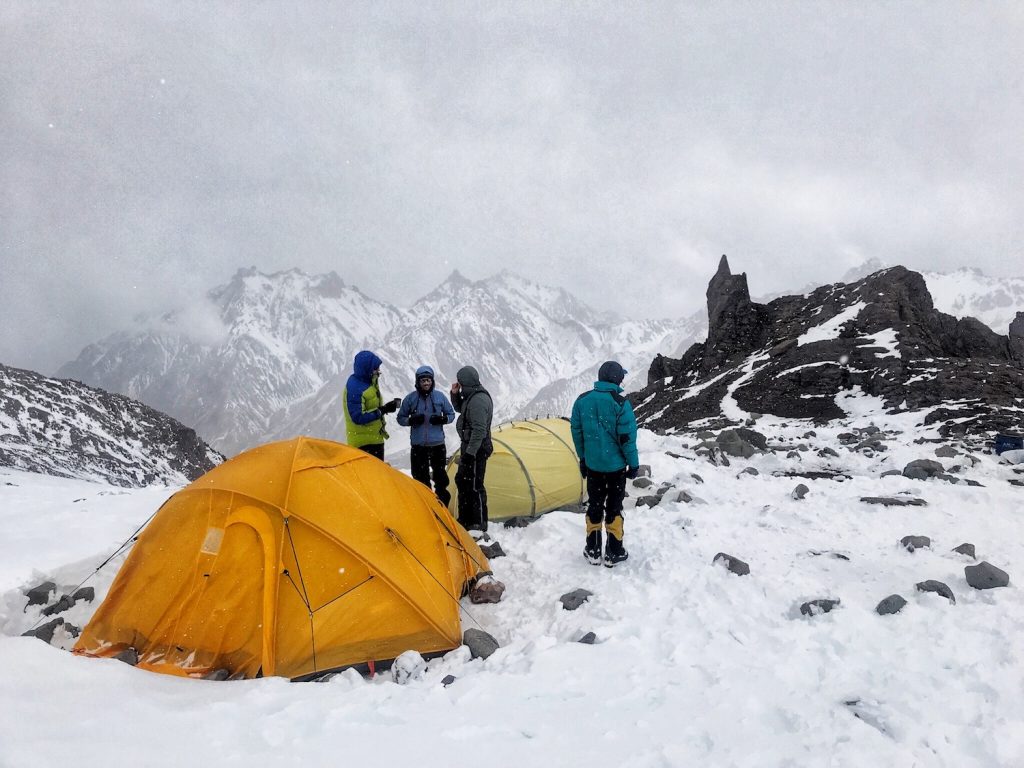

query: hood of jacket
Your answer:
[456,365,481,389]
[414,365,435,393]
[353,350,383,382]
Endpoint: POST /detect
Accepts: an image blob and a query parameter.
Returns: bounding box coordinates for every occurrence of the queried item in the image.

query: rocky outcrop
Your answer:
[633,261,1024,436]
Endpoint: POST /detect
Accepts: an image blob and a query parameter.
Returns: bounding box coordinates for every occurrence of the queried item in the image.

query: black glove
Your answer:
[429,414,447,425]
[379,398,400,414]
[408,413,425,426]
[579,459,588,477]
[625,466,638,480]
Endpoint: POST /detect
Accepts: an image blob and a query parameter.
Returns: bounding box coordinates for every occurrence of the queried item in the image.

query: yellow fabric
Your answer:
[605,515,624,541]
[586,519,602,534]
[448,418,585,521]
[74,437,488,680]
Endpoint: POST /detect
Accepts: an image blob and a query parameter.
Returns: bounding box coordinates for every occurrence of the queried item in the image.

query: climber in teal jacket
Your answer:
[570,360,639,568]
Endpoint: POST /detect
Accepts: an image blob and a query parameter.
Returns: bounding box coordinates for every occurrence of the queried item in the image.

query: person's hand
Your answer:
[429,414,447,425]
[625,466,638,479]
[409,413,425,426]
[380,398,400,414]
[450,382,461,396]
[579,459,588,477]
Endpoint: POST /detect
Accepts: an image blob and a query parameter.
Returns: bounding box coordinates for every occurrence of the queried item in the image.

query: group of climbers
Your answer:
[343,351,638,567]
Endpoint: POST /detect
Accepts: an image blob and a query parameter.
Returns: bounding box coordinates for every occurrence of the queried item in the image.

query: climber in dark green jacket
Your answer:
[570,360,639,567]
[451,365,494,534]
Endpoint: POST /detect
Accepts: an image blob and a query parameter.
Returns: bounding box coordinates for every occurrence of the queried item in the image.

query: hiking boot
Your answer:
[603,548,629,568]
[584,529,602,565]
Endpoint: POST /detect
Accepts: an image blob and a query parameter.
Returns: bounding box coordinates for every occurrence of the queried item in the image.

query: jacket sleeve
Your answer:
[346,382,380,426]
[439,393,456,423]
[396,393,415,427]
[451,389,464,413]
[569,397,585,459]
[617,400,640,468]
[462,394,491,457]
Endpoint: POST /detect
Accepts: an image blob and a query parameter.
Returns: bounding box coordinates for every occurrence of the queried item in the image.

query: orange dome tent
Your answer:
[74,437,489,680]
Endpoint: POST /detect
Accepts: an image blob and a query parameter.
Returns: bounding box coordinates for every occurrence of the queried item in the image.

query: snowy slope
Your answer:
[3,403,1023,766]
[923,268,1024,335]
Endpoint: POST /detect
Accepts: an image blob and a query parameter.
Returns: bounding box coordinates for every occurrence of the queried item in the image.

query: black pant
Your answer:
[455,453,490,532]
[359,443,384,460]
[410,444,450,506]
[586,469,627,552]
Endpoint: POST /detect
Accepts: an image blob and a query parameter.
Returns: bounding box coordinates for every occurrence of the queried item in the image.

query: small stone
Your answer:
[21,618,64,643]
[559,588,593,611]
[791,484,809,500]
[713,553,750,576]
[902,466,931,481]
[655,483,673,497]
[875,594,908,615]
[800,598,840,616]
[578,632,597,645]
[880,470,903,478]
[900,535,931,552]
[40,594,76,617]
[636,464,652,478]
[965,561,1010,590]
[25,581,56,607]
[738,467,759,477]
[502,516,537,529]
[935,446,959,458]
[952,543,976,559]
[674,490,693,504]
[632,477,654,489]
[903,459,944,479]
[114,647,140,665]
[690,473,704,484]
[786,451,801,460]
[915,580,956,604]
[441,674,457,686]
[860,496,928,507]
[469,577,506,604]
[818,447,840,458]
[71,586,95,603]
[463,628,500,660]
[636,495,661,508]
[203,668,231,681]
[479,541,505,559]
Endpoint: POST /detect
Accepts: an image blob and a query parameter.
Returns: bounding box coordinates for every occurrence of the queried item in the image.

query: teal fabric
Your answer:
[569,381,639,472]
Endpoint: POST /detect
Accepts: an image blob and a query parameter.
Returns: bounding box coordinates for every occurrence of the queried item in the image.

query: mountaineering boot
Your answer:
[603,515,628,568]
[584,527,602,565]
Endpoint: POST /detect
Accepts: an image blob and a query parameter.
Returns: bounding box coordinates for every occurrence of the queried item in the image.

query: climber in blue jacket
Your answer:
[397,365,457,506]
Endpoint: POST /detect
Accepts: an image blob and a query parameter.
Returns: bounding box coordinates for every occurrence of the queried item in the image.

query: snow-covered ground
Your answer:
[3,404,1024,767]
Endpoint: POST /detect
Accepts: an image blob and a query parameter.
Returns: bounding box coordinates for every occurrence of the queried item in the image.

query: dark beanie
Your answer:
[598,360,627,385]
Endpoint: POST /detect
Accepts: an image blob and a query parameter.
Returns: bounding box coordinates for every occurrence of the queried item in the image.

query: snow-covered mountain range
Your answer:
[0,363,222,486]
[58,269,700,455]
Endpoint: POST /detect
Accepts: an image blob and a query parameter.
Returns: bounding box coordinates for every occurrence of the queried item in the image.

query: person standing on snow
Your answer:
[570,360,639,567]
[397,365,456,505]
[344,350,401,460]
[451,365,494,534]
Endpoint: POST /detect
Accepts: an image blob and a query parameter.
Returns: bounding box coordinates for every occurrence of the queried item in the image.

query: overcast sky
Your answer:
[2,2,1023,374]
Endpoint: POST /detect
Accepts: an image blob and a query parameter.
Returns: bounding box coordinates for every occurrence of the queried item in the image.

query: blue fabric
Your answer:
[397,365,456,446]
[346,350,383,426]
[569,380,639,473]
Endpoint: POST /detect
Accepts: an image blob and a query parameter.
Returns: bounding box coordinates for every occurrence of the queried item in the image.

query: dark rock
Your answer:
[560,589,593,611]
[900,535,931,552]
[441,674,457,686]
[502,516,538,528]
[791,484,809,500]
[636,464,652,478]
[787,451,801,459]
[636,495,661,508]
[40,594,76,617]
[203,668,231,681]
[952,543,976,559]
[713,553,750,576]
[691,473,704,484]
[717,429,757,458]
[632,477,654,489]
[463,628,500,660]
[802,430,817,438]
[807,550,850,560]
[964,561,1009,590]
[63,622,80,638]
[71,586,95,603]
[738,467,759,477]
[935,446,959,458]
[479,541,505,559]
[915,580,956,604]
[115,647,140,665]
[903,459,944,479]
[838,433,858,444]
[469,577,506,604]
[861,496,928,507]
[800,598,840,616]
[818,447,840,458]
[25,581,56,607]
[21,618,64,643]
[769,339,798,358]
[880,470,903,478]
[578,632,597,645]
[875,594,908,615]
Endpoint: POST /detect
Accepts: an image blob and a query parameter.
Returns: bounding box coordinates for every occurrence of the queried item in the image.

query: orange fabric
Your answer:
[74,437,488,679]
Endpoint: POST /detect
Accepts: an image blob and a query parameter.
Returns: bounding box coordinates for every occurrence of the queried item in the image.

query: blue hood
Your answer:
[353,350,382,382]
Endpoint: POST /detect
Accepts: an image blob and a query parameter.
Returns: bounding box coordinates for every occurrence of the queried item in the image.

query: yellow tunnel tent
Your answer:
[447,417,585,522]
[74,437,489,680]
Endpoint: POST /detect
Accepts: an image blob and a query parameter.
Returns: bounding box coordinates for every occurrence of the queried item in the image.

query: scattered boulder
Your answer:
[818,447,840,458]
[40,594,76,617]
[713,553,750,576]
[25,581,56,607]
[463,628,500,660]
[114,647,140,666]
[578,632,597,645]
[691,473,704,484]
[655,483,673,497]
[769,338,798,357]
[787,451,801,460]
[71,586,95,604]
[632,477,654,489]
[861,496,928,507]
[560,588,593,611]
[21,617,64,643]
[807,550,850,561]
[203,668,231,681]
[800,599,840,616]
[441,674,457,686]
[838,432,858,444]
[900,535,931,552]
[479,541,505,559]
[902,459,944,480]
[738,467,759,477]
[915,580,956,604]
[469,576,506,604]
[964,561,1010,590]
[717,430,757,458]
[63,622,81,638]
[791,484,809,500]
[636,495,661,508]
[392,650,427,684]
[503,516,538,529]
[880,470,903,478]
[674,490,694,504]
[952,543,976,559]
[636,465,652,478]
[935,446,959,458]
[875,594,908,615]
